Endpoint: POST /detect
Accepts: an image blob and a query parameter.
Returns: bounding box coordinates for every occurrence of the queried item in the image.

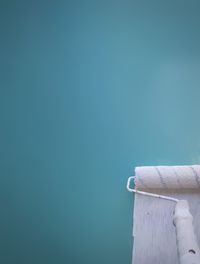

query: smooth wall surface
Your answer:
[1,1,200,263]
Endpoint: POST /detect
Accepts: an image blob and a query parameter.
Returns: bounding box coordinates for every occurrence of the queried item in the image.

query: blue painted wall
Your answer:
[1,1,200,263]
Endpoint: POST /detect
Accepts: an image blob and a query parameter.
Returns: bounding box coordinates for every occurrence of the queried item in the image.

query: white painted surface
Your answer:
[174,200,200,264]
[132,190,200,264]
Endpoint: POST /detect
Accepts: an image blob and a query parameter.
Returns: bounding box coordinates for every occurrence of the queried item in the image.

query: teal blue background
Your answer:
[1,1,200,263]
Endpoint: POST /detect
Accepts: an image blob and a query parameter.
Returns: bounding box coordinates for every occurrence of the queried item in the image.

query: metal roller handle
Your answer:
[126,176,178,202]
[174,200,200,264]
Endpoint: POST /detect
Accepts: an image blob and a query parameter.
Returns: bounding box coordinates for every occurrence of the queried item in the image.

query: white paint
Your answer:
[133,190,200,264]
[174,200,200,264]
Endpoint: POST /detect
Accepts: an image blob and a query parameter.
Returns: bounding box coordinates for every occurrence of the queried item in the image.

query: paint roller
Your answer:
[127,165,200,264]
